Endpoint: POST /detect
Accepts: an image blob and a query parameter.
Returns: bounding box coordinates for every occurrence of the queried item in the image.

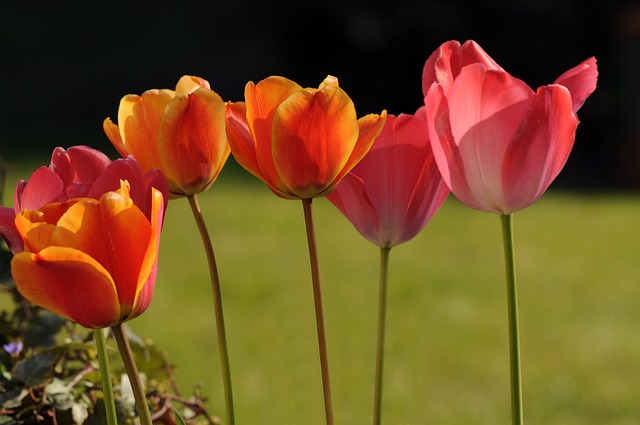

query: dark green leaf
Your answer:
[12,352,57,386]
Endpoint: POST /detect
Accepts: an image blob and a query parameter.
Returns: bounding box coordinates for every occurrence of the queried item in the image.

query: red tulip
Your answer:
[104,75,230,197]
[0,146,167,254]
[327,107,449,248]
[11,181,165,328]
[225,75,387,199]
[422,40,598,214]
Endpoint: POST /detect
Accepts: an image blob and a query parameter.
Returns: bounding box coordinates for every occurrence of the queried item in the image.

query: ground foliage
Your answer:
[0,245,220,425]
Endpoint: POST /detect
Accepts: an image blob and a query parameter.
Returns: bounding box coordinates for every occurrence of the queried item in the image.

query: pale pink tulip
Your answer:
[423,40,597,214]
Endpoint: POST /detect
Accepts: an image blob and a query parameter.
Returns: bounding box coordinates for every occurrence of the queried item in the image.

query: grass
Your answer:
[3,159,640,425]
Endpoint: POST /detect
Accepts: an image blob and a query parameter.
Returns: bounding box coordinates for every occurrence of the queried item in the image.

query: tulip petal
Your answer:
[16,167,64,211]
[225,102,263,180]
[323,111,387,197]
[553,57,598,113]
[11,247,121,328]
[50,146,112,191]
[448,64,534,211]
[425,83,480,210]
[95,189,154,316]
[175,75,211,95]
[422,40,503,97]
[117,90,174,172]
[327,173,382,245]
[0,207,21,254]
[129,187,164,318]
[158,88,230,195]
[245,77,302,192]
[502,84,578,213]
[273,83,359,198]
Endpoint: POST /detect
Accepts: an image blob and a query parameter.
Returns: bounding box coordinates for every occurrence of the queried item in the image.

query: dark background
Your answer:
[3,0,639,190]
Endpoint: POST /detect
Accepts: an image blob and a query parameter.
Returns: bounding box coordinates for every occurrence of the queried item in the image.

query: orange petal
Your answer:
[323,110,388,195]
[129,187,164,318]
[95,189,153,315]
[272,82,359,198]
[117,90,174,172]
[175,75,211,95]
[225,102,263,179]
[103,118,128,158]
[245,77,302,191]
[158,88,230,195]
[11,247,121,328]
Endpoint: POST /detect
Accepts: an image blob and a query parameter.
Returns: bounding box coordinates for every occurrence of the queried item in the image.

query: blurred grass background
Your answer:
[3,159,639,425]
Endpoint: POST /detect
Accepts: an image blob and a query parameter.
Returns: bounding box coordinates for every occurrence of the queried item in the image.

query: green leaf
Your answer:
[0,387,28,409]
[12,352,57,386]
[22,310,66,348]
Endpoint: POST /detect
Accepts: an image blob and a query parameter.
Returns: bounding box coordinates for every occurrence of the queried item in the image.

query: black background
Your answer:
[3,0,638,190]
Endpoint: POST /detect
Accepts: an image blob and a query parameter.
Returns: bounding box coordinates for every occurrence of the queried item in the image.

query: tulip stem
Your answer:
[373,246,391,425]
[500,214,524,425]
[301,198,334,425]
[187,193,235,425]
[111,324,153,425]
[93,328,118,425]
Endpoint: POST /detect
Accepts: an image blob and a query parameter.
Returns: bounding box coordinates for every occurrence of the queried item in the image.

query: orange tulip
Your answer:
[225,75,387,199]
[11,181,165,329]
[104,76,230,197]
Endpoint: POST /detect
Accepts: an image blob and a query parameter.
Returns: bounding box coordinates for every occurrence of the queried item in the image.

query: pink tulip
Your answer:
[0,145,168,253]
[423,40,598,214]
[327,107,450,248]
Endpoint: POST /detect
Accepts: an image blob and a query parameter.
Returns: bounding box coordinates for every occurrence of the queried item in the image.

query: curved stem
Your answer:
[373,246,391,425]
[112,323,152,425]
[302,198,334,425]
[500,214,524,425]
[187,194,235,425]
[93,328,117,425]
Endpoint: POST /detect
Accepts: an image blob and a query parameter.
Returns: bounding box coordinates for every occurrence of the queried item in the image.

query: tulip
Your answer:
[422,40,598,425]
[226,75,386,425]
[0,146,167,254]
[225,75,387,199]
[105,76,236,423]
[104,75,230,197]
[327,107,449,424]
[10,180,165,329]
[422,40,598,214]
[328,107,449,248]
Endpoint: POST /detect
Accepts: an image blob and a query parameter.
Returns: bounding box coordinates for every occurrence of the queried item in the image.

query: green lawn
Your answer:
[3,159,640,425]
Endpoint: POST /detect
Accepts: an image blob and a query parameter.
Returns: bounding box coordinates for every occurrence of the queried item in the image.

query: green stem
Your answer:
[373,246,391,425]
[112,323,153,425]
[302,198,334,425]
[500,214,524,425]
[93,328,118,425]
[187,193,235,425]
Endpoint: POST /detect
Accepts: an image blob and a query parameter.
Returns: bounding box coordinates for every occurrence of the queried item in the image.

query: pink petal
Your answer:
[50,146,111,188]
[502,84,578,213]
[0,207,22,254]
[553,57,598,113]
[446,64,534,212]
[422,40,503,98]
[16,167,64,211]
[327,174,382,246]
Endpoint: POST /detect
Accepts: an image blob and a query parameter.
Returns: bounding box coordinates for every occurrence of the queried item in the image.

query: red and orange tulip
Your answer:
[11,181,165,329]
[328,107,449,248]
[104,76,230,197]
[225,75,387,199]
[0,146,167,254]
[422,40,598,214]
